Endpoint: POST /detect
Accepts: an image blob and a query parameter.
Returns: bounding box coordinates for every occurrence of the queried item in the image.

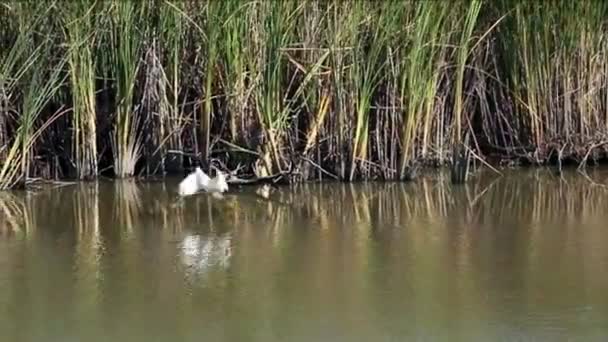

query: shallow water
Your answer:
[1,169,608,342]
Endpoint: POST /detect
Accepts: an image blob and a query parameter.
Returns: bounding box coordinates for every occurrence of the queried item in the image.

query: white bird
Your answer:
[207,169,229,193]
[178,167,228,196]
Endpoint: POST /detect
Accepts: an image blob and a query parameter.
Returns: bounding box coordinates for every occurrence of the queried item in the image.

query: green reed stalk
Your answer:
[0,49,67,189]
[18,51,68,183]
[0,2,65,189]
[0,4,10,164]
[138,1,190,176]
[497,0,608,163]
[515,2,549,150]
[0,31,39,188]
[221,0,252,145]
[107,0,146,178]
[348,1,385,180]
[62,0,98,180]
[158,0,187,173]
[252,0,302,175]
[397,1,450,178]
[200,0,223,161]
[326,1,358,179]
[453,0,482,146]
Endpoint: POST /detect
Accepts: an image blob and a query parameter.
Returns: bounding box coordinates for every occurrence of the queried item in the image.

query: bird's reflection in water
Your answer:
[179,233,232,280]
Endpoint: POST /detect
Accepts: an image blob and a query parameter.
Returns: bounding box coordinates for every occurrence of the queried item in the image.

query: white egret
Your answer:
[178,167,228,196]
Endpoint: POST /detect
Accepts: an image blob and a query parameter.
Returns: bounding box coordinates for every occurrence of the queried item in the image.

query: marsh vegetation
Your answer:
[1,0,608,189]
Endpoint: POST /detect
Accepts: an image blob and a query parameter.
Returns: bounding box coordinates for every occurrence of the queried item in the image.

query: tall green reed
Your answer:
[251,0,303,176]
[0,2,67,189]
[138,1,190,176]
[347,1,396,180]
[106,0,147,178]
[155,0,188,173]
[200,0,223,162]
[495,0,608,164]
[61,0,98,180]
[395,1,451,178]
[452,0,482,145]
[221,0,254,146]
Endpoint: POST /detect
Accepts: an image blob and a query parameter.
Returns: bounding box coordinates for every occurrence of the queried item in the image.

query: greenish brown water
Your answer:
[1,169,608,342]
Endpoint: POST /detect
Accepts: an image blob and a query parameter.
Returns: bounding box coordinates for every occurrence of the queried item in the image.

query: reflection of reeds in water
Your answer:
[72,182,103,317]
[0,192,32,237]
[274,173,608,331]
[112,180,142,237]
[73,182,102,258]
[74,182,101,237]
[473,170,608,226]
[276,171,608,278]
[285,179,456,233]
[294,171,608,230]
[134,181,187,237]
[2,175,606,338]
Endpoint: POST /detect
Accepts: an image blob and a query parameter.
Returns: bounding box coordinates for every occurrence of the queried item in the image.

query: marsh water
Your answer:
[1,169,608,341]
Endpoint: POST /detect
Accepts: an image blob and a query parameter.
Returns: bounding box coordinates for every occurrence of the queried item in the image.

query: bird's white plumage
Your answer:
[178,167,228,196]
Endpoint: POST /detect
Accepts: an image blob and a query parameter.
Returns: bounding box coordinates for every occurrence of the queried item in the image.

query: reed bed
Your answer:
[1,0,608,190]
